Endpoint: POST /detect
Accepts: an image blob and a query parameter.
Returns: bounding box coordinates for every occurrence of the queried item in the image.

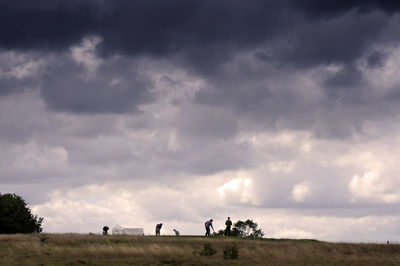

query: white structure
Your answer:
[112,224,144,235]
[123,228,144,235]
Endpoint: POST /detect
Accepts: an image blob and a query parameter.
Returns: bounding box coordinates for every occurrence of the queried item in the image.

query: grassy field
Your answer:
[1,234,400,265]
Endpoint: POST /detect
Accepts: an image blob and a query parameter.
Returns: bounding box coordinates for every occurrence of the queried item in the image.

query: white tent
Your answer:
[112,224,144,235]
[123,228,144,235]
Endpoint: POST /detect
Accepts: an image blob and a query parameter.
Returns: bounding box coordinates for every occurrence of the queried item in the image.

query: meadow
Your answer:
[1,234,400,265]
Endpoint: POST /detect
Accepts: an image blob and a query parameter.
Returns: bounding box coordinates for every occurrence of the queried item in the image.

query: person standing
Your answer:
[102,226,109,235]
[204,219,214,236]
[155,223,163,236]
[224,217,232,236]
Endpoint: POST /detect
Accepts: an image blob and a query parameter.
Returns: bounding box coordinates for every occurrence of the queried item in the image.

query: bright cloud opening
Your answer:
[292,182,312,202]
[349,171,400,203]
[217,177,254,204]
[70,36,102,77]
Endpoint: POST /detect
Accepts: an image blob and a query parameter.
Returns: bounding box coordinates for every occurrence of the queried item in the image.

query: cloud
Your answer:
[367,50,388,68]
[271,228,316,239]
[349,171,400,203]
[290,0,400,19]
[262,211,400,242]
[70,36,103,78]
[41,52,152,113]
[0,51,45,96]
[0,1,399,71]
[217,177,254,204]
[3,0,400,241]
[292,182,312,202]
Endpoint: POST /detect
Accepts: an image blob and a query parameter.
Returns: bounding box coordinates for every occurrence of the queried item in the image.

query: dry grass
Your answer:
[1,234,400,265]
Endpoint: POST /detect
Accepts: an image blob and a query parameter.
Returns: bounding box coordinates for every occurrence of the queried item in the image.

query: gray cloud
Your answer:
[367,50,388,68]
[41,54,152,113]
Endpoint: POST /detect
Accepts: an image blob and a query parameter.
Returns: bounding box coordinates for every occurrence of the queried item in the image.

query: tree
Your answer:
[0,193,43,234]
[231,219,264,238]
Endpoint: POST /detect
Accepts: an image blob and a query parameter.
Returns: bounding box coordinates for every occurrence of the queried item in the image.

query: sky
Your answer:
[1,0,400,242]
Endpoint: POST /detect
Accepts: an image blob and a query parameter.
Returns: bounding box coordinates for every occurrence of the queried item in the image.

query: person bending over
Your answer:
[205,219,214,236]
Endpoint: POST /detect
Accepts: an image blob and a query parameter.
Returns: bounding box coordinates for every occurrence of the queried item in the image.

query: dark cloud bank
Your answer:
[1,0,400,134]
[1,0,399,54]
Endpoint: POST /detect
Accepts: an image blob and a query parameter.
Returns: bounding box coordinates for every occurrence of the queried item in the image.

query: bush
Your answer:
[199,242,217,256]
[0,193,43,234]
[39,234,50,244]
[232,219,264,238]
[223,243,239,259]
[214,229,225,236]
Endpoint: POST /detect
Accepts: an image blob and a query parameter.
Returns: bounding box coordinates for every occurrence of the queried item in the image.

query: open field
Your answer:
[1,234,400,265]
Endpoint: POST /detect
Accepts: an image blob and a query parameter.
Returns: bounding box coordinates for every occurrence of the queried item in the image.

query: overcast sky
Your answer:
[2,0,400,241]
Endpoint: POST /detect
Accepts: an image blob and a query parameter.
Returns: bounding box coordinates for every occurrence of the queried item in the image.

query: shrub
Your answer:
[223,243,238,259]
[214,229,225,236]
[199,242,217,256]
[39,234,50,244]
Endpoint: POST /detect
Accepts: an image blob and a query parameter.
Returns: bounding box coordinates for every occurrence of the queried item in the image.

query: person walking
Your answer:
[204,219,214,236]
[155,223,163,235]
[224,217,232,236]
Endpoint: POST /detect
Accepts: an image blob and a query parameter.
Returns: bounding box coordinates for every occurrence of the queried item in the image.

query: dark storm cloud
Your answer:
[0,0,101,51]
[367,50,388,68]
[0,0,282,54]
[41,56,151,113]
[268,11,389,68]
[291,0,400,17]
[324,65,363,90]
[1,0,399,60]
[1,0,400,122]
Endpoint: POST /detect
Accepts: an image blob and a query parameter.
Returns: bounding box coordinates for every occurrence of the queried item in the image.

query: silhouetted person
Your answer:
[224,217,232,236]
[155,223,163,235]
[102,226,109,235]
[205,219,214,236]
[173,229,180,236]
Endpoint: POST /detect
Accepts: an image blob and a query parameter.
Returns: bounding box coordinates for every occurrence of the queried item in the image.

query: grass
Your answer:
[1,234,400,265]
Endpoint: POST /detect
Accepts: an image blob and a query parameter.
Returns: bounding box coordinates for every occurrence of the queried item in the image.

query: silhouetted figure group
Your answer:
[203,217,232,236]
[103,217,233,237]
